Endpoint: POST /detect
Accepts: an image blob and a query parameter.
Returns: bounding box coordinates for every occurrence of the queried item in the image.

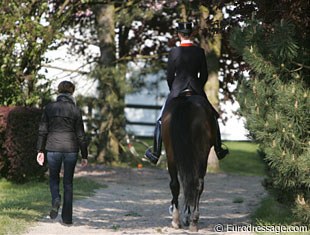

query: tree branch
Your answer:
[57,0,71,17]
[42,64,90,75]
[292,61,310,70]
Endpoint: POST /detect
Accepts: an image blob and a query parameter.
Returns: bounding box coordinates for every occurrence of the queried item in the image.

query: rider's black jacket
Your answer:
[37,94,88,159]
[164,44,219,118]
[166,44,208,103]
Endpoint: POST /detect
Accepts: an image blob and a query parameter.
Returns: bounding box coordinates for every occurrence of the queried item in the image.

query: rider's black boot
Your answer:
[214,116,229,160]
[145,120,162,164]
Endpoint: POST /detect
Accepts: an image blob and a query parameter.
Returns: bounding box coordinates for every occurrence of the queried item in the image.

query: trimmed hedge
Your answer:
[0,106,47,183]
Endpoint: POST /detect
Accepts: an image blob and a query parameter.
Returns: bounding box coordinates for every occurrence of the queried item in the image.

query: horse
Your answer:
[162,94,216,232]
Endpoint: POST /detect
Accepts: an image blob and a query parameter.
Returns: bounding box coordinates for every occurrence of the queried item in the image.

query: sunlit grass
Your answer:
[219,141,266,176]
[251,196,310,235]
[252,196,295,225]
[0,177,101,235]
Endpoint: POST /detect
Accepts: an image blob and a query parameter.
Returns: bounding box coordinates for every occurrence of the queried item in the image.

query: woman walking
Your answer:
[36,80,88,225]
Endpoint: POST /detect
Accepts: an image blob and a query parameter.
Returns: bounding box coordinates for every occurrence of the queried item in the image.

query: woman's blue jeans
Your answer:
[47,151,78,223]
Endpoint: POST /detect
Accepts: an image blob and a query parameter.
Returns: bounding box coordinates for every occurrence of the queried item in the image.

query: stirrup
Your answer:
[216,144,229,160]
[144,149,159,164]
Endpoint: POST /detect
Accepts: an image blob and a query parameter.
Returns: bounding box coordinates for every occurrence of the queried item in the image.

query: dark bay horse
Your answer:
[162,94,216,232]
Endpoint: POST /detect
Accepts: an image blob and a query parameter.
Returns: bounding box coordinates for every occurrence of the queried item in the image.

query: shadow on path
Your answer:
[25,165,266,235]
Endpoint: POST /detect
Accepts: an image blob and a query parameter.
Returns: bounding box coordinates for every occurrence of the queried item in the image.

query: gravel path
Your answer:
[24,165,266,235]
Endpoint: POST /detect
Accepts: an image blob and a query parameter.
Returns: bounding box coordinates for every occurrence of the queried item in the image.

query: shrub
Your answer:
[230,20,309,224]
[0,106,47,183]
[0,107,12,177]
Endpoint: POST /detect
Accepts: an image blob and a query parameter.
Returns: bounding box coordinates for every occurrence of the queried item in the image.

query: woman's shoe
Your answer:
[60,220,73,226]
[49,198,60,219]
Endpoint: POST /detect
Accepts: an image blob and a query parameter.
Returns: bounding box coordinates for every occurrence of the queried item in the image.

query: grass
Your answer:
[251,196,310,235]
[0,177,101,235]
[219,141,266,176]
[252,196,296,226]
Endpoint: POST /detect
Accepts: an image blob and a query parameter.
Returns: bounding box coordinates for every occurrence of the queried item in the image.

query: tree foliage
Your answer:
[4,0,307,167]
[0,0,264,162]
[230,0,310,223]
[0,0,80,106]
[61,0,260,162]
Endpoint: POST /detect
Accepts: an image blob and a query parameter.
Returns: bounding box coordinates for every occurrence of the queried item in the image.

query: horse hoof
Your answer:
[189,224,198,232]
[182,217,189,227]
[171,221,181,229]
[189,225,198,232]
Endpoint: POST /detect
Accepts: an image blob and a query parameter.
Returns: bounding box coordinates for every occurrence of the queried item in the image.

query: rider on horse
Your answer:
[145,22,229,164]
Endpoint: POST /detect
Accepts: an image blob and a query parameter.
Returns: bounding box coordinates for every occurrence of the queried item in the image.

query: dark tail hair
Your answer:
[170,98,204,206]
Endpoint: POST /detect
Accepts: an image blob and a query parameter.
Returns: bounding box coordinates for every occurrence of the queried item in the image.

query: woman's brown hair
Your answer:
[58,81,75,94]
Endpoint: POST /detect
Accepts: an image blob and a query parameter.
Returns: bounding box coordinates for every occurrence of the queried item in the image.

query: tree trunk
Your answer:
[199,5,223,172]
[94,3,121,163]
[96,4,115,66]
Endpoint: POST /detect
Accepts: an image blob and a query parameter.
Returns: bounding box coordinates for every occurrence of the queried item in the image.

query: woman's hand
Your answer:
[81,159,88,167]
[36,152,44,166]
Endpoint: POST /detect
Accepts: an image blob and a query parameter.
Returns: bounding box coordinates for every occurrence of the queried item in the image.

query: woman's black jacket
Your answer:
[36,94,88,159]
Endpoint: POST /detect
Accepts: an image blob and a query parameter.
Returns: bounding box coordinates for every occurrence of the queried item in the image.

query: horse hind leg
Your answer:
[189,210,199,232]
[189,178,204,232]
[169,167,181,229]
[182,205,191,227]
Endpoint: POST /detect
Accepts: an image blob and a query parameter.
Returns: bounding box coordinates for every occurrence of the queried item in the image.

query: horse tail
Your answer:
[170,97,206,206]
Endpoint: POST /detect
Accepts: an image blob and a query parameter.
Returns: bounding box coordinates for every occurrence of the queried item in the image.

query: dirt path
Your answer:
[24,165,266,235]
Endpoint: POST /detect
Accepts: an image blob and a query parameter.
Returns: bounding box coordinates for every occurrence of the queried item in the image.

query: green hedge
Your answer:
[230,20,309,224]
[0,106,46,183]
